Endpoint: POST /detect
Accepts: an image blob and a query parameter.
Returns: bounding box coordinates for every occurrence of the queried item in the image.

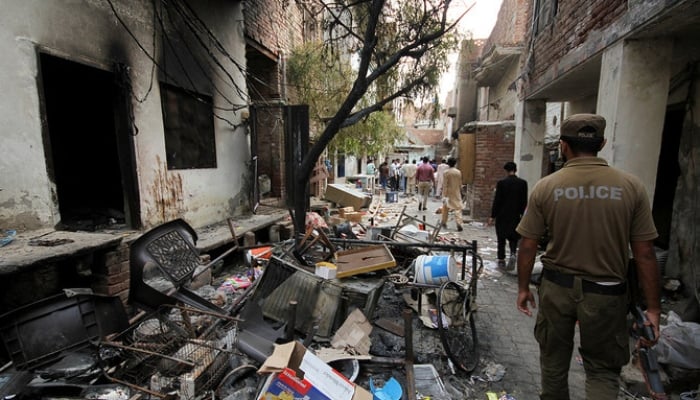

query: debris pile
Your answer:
[0,197,486,400]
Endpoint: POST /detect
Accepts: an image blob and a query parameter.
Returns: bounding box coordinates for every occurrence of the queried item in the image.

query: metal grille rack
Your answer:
[100,305,237,399]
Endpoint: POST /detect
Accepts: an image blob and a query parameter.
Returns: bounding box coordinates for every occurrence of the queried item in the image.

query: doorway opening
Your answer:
[40,53,137,231]
[652,104,683,249]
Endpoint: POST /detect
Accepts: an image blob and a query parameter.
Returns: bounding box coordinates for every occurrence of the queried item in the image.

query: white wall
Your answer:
[0,0,248,230]
[597,39,672,202]
[487,58,521,121]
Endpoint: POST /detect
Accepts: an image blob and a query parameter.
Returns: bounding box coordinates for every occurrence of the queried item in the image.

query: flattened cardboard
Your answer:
[331,309,372,355]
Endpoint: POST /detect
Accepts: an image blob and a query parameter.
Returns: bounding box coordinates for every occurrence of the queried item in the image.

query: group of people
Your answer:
[369,157,457,197]
[371,158,414,193]
[367,156,465,232]
[489,113,662,399]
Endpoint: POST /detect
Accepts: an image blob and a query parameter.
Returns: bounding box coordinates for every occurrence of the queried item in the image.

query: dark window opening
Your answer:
[160,83,216,170]
[337,154,346,178]
[40,53,129,231]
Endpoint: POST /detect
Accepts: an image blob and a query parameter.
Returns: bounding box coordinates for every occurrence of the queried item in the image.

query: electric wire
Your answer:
[167,0,289,114]
[160,0,246,111]
[106,0,243,128]
[133,0,158,104]
[163,0,281,122]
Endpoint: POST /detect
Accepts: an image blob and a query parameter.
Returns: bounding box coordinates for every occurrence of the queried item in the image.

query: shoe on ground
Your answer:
[497,259,506,269]
[440,223,447,229]
[507,255,516,270]
[418,204,423,211]
[457,226,463,232]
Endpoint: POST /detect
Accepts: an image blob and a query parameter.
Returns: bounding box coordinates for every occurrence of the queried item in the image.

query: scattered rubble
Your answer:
[0,194,697,399]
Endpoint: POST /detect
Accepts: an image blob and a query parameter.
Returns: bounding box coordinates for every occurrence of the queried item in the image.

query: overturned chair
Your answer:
[128,218,226,315]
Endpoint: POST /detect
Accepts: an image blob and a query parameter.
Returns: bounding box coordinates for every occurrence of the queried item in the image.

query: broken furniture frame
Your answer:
[330,237,482,375]
[294,226,337,262]
[329,238,478,282]
[390,205,442,244]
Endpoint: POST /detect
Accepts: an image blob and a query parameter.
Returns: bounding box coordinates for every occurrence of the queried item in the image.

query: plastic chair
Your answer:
[128,219,225,314]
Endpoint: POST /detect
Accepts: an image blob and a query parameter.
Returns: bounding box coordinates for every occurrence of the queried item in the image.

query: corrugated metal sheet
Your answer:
[252,257,343,339]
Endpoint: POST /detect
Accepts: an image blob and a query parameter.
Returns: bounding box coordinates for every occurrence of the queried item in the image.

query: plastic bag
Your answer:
[654,311,700,369]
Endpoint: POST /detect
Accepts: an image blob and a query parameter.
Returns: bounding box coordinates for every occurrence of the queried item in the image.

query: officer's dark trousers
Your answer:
[535,276,629,400]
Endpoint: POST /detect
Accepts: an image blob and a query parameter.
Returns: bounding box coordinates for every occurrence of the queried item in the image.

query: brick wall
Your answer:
[0,245,131,316]
[482,0,530,55]
[252,105,286,198]
[91,243,131,308]
[244,0,313,198]
[471,123,516,220]
[243,0,307,56]
[528,0,627,83]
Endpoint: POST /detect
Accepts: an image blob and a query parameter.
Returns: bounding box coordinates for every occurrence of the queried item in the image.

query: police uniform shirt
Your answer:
[516,157,658,281]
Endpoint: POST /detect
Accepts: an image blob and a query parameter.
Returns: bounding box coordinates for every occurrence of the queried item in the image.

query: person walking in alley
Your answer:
[366,159,376,192]
[488,161,528,269]
[379,161,389,189]
[389,159,400,191]
[415,157,434,211]
[402,159,418,195]
[435,158,449,198]
[515,114,662,400]
[440,157,463,231]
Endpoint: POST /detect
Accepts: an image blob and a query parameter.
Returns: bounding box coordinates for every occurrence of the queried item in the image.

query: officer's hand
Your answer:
[487,217,494,226]
[517,289,536,317]
[644,309,662,345]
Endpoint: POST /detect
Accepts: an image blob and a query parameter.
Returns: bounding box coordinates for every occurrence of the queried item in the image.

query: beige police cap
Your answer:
[560,113,606,139]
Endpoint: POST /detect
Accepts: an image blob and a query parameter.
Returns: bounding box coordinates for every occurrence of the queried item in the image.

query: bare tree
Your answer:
[291,0,467,238]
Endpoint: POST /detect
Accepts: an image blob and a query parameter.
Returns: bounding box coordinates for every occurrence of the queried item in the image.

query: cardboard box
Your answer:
[344,212,363,223]
[258,342,372,400]
[259,368,331,400]
[325,184,371,210]
[338,207,355,218]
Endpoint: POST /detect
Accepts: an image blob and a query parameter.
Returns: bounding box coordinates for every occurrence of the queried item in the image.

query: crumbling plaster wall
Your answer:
[485,59,521,122]
[0,0,249,231]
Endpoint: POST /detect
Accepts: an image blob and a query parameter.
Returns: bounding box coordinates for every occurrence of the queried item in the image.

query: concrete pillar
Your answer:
[515,99,547,190]
[596,39,672,202]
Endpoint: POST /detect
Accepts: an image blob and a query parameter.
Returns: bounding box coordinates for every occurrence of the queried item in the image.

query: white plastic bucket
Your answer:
[414,255,458,284]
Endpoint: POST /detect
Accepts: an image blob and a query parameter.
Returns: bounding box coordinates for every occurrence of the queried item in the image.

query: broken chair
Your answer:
[390,205,442,244]
[128,218,226,315]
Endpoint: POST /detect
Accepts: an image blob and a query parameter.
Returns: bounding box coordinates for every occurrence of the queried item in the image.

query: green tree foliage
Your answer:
[287,41,403,156]
[332,109,403,156]
[290,0,466,236]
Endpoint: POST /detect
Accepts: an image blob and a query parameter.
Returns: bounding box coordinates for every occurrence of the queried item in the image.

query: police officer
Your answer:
[515,114,662,399]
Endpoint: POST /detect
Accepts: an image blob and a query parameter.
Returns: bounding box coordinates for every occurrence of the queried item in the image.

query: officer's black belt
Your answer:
[543,269,626,295]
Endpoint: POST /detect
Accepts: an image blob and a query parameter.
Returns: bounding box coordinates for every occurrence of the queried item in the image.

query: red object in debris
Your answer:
[246,246,272,266]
